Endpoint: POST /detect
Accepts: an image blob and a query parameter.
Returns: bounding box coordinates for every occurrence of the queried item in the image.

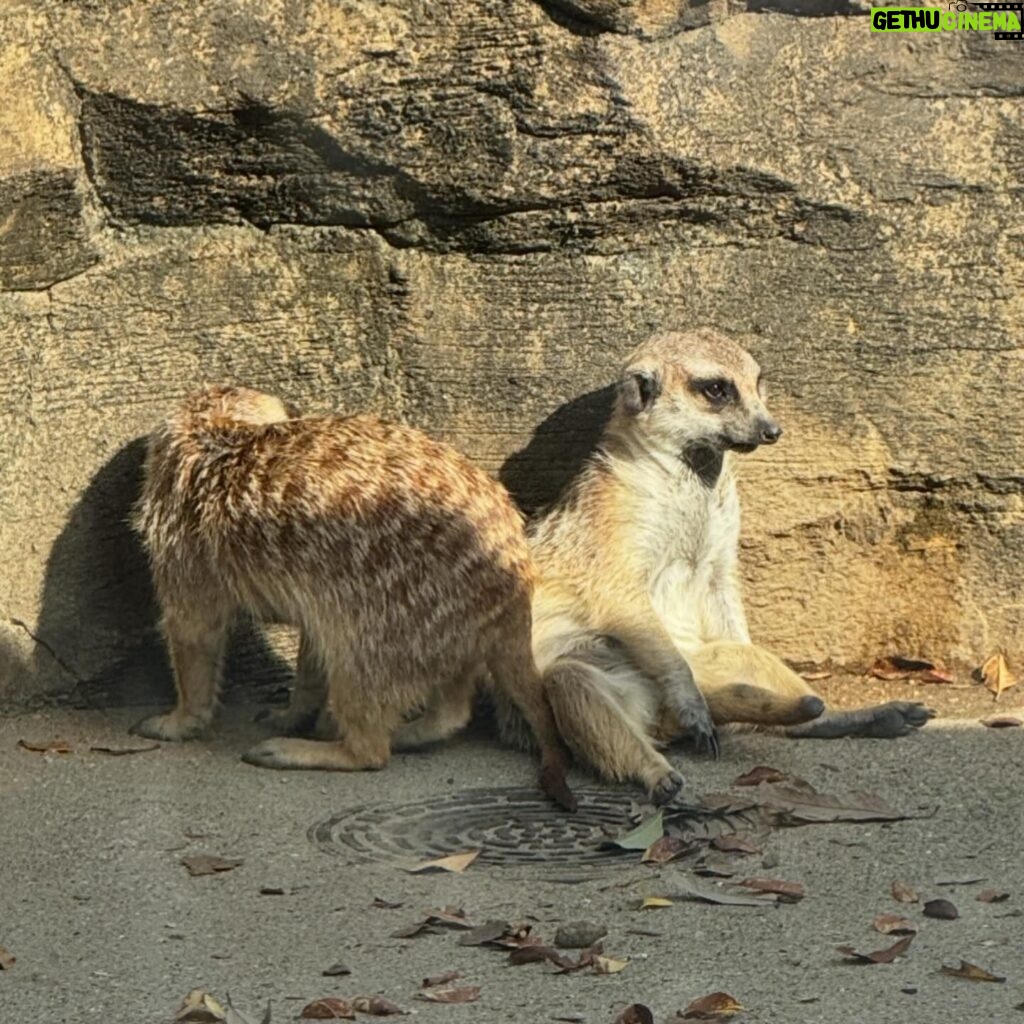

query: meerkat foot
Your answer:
[651,768,685,806]
[241,737,389,771]
[673,695,719,757]
[786,701,935,740]
[131,710,210,742]
[254,705,322,738]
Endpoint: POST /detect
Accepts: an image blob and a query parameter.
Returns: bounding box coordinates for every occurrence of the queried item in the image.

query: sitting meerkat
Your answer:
[498,328,933,803]
[132,385,575,811]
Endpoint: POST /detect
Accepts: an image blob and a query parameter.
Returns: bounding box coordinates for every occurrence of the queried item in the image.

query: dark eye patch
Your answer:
[692,377,736,405]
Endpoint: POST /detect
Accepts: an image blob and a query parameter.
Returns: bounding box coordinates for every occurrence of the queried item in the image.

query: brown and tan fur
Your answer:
[498,329,933,802]
[132,385,575,810]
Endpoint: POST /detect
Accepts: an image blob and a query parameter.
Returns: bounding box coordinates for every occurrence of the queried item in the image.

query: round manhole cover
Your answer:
[309,787,639,870]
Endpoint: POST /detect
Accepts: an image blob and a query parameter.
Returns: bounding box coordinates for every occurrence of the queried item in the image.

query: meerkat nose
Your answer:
[760,422,783,444]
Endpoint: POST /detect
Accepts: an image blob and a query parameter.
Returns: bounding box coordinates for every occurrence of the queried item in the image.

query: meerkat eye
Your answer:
[700,379,733,403]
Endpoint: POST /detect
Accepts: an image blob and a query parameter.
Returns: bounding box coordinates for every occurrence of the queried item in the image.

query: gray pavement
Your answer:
[1,708,1021,1024]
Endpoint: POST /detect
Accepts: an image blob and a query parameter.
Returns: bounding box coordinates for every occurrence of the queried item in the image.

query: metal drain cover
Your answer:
[309,787,638,870]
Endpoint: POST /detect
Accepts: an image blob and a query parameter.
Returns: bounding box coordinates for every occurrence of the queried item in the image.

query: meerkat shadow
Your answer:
[499,384,615,516]
[35,437,292,709]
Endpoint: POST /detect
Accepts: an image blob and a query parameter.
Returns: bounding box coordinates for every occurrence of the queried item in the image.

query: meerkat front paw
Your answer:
[131,710,209,742]
[675,698,720,757]
[651,768,685,805]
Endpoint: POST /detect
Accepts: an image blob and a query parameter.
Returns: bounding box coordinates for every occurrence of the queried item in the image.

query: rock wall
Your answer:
[1,0,1021,706]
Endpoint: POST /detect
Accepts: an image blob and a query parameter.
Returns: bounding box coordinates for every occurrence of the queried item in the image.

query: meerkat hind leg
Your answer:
[391,674,477,751]
[786,701,935,740]
[704,682,825,727]
[256,635,333,738]
[133,610,230,741]
[545,659,683,806]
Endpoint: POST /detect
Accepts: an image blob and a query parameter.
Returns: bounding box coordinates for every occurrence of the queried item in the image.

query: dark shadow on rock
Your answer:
[499,384,615,517]
[35,437,292,709]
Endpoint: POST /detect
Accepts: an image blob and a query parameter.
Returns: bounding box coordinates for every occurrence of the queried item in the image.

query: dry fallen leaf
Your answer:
[873,913,917,935]
[554,921,607,948]
[181,855,243,877]
[351,996,405,1016]
[709,784,911,826]
[176,990,227,1022]
[981,715,1022,729]
[614,1006,654,1024]
[681,991,745,1019]
[837,934,914,964]
[421,971,460,988]
[604,811,665,851]
[415,986,480,1004]
[18,738,72,754]
[322,962,352,977]
[981,653,1018,700]
[396,908,477,939]
[455,920,510,946]
[733,766,787,786]
[734,878,805,903]
[592,954,629,974]
[642,835,693,865]
[407,850,479,874]
[372,897,404,909]
[976,889,1010,904]
[923,899,959,920]
[669,877,776,907]
[0,947,14,971]
[870,656,954,684]
[712,834,761,855]
[640,896,674,910]
[940,960,1006,983]
[891,880,919,903]
[299,998,355,1019]
[89,742,160,756]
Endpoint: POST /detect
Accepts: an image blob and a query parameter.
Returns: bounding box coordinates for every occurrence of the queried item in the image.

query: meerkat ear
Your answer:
[621,368,662,414]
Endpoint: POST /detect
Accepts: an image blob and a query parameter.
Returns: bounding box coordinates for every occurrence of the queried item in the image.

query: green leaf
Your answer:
[603,811,665,851]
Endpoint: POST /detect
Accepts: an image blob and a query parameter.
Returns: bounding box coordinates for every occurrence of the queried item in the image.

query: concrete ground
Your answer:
[1,704,1022,1024]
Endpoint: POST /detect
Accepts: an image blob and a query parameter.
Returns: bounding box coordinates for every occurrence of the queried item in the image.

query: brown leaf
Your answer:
[421,971,460,988]
[415,986,480,1004]
[981,715,1022,729]
[351,996,406,1016]
[734,878,805,903]
[322,962,352,977]
[837,934,914,964]
[642,835,694,865]
[891,880,919,903]
[681,991,745,1019]
[259,886,285,896]
[923,898,959,920]
[554,921,607,948]
[870,655,954,683]
[722,784,910,825]
[940,960,1006,983]
[0,947,14,970]
[614,1006,654,1024]
[395,908,477,939]
[407,850,479,874]
[712,834,761,855]
[508,945,576,970]
[372,897,404,909]
[456,920,511,946]
[981,652,1018,700]
[181,854,243,877]
[873,913,917,935]
[976,889,1010,904]
[300,998,355,1019]
[89,742,160,756]
[733,765,787,786]
[18,737,72,754]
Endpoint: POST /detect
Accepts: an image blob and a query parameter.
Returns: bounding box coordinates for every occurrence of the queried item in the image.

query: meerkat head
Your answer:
[614,328,782,458]
[194,385,300,426]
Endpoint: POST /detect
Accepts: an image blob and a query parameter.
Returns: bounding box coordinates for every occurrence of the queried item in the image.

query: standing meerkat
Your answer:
[498,328,932,803]
[132,385,575,811]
